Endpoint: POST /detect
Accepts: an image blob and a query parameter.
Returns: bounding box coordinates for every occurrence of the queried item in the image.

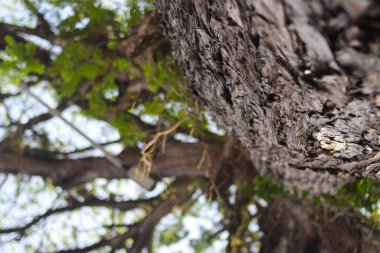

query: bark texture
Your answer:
[156,0,380,194]
[259,198,380,253]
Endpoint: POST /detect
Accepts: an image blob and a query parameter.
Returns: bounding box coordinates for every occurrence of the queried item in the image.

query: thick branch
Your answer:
[156,0,379,192]
[0,139,230,187]
[22,0,54,38]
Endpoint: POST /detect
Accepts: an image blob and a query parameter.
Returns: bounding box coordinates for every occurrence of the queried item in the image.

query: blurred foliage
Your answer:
[241,176,287,202]
[0,36,45,82]
[243,176,380,227]
[0,0,208,148]
[323,179,380,214]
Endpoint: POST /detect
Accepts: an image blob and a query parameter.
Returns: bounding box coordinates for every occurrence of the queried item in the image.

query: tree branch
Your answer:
[0,138,230,187]
[0,195,158,236]
[52,178,195,253]
[22,0,54,38]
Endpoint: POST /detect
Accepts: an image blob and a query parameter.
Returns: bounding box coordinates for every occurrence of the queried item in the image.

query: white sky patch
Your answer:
[255,197,268,208]
[0,82,57,126]
[0,0,35,26]
[154,194,226,253]
[248,219,260,234]
[0,105,8,140]
[174,133,198,143]
[0,82,20,94]
[86,178,142,201]
[25,207,111,250]
[228,185,237,205]
[140,114,159,125]
[0,174,155,252]
[0,175,58,230]
[74,17,90,29]
[21,34,62,55]
[248,204,257,216]
[1,81,123,156]
[100,0,128,12]
[36,105,121,154]
[34,1,74,32]
[204,112,225,136]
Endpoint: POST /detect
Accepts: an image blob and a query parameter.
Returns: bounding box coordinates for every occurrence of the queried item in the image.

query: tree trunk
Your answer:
[259,198,380,253]
[156,0,380,194]
[156,0,380,250]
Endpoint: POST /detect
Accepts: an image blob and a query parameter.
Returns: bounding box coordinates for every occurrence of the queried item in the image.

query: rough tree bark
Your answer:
[157,0,380,193]
[156,0,380,252]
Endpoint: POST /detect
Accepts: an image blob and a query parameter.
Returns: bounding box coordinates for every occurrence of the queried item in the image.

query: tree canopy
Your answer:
[0,0,379,252]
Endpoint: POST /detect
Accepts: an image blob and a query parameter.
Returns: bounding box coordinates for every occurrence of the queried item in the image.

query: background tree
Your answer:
[0,0,379,252]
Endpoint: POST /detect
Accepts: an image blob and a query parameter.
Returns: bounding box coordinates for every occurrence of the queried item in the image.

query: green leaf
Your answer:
[81,63,101,79]
[113,58,133,72]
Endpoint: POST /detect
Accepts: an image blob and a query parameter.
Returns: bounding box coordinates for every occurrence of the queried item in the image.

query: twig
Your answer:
[139,120,183,175]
